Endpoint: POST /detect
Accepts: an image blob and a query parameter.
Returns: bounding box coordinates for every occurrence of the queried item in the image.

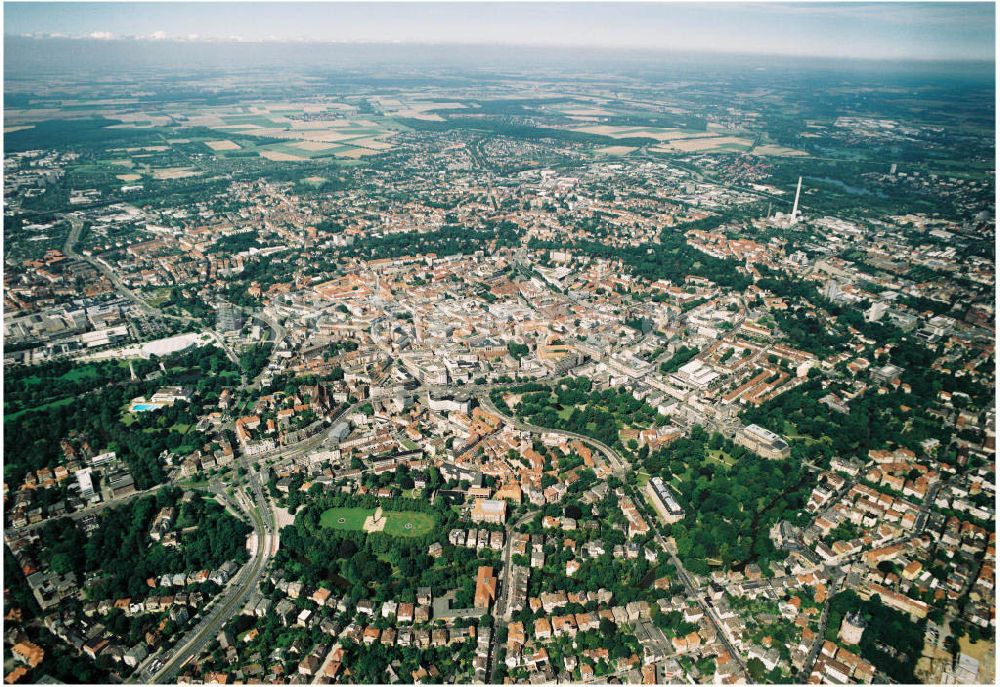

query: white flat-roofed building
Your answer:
[76,468,96,501]
[151,386,192,404]
[669,359,719,390]
[736,423,790,459]
[645,477,684,524]
[90,451,116,467]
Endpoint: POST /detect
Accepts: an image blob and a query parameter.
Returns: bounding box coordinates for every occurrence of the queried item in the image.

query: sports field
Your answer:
[319,507,435,537]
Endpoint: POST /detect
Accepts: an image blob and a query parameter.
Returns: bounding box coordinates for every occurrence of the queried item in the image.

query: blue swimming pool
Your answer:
[131,403,162,412]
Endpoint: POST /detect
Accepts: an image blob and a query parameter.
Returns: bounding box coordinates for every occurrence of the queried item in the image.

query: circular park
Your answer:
[319,506,435,538]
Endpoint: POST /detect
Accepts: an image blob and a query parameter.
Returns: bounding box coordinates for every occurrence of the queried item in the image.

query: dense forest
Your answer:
[338,220,522,262]
[644,427,811,573]
[741,375,956,462]
[275,492,488,608]
[825,590,926,683]
[529,226,753,292]
[4,345,239,488]
[37,487,249,601]
[494,376,666,449]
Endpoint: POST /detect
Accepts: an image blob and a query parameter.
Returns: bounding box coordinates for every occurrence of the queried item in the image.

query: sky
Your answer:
[4,1,996,61]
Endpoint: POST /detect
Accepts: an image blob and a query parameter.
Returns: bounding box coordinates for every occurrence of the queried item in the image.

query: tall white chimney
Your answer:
[791,176,802,224]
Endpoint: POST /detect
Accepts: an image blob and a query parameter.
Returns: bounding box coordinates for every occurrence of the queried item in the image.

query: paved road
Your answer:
[487,509,538,683]
[248,309,287,391]
[62,215,196,326]
[6,486,157,537]
[799,596,832,679]
[618,478,748,679]
[120,303,304,680]
[132,365,363,678]
[139,492,273,684]
[477,394,627,476]
[667,543,748,678]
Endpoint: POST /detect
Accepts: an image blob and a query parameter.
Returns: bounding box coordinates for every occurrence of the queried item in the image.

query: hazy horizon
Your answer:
[4,2,996,62]
[5,36,995,87]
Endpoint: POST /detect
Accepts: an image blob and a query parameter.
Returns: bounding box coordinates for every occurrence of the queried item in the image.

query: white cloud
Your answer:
[88,31,114,40]
[149,30,167,40]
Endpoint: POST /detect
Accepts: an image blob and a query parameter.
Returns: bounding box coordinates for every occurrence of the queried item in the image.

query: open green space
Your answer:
[319,507,436,537]
[383,511,436,538]
[706,449,736,467]
[146,287,174,307]
[495,376,666,450]
[639,427,814,574]
[319,507,372,531]
[556,404,576,420]
[19,363,101,387]
[4,396,76,423]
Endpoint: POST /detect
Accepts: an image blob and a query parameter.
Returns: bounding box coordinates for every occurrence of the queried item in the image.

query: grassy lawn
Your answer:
[706,449,736,468]
[783,421,827,446]
[318,507,436,537]
[320,507,373,531]
[177,478,210,490]
[146,288,173,307]
[19,364,100,387]
[636,471,651,487]
[4,396,75,422]
[383,511,436,538]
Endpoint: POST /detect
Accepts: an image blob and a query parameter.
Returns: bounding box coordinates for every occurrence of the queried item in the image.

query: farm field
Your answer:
[572,125,708,142]
[204,139,241,151]
[90,100,402,160]
[651,135,754,153]
[594,145,637,156]
[753,143,810,157]
[377,100,466,121]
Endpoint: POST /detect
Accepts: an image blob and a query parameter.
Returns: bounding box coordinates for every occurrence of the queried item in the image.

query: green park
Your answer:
[319,506,435,538]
